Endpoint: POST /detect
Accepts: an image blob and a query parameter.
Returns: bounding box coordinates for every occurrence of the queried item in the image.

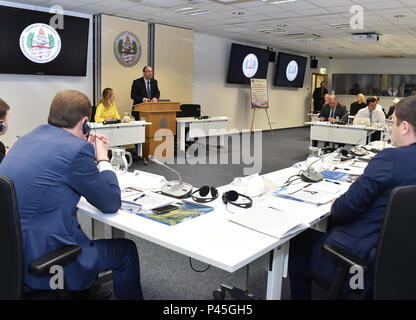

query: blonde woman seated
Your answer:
[350,93,366,116]
[95,88,121,123]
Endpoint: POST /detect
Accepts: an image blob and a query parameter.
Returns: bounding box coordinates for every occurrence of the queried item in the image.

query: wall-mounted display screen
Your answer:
[226,43,270,85]
[0,5,90,76]
[273,52,307,88]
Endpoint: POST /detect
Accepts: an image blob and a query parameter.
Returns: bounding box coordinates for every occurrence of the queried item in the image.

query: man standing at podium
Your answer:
[131,65,160,120]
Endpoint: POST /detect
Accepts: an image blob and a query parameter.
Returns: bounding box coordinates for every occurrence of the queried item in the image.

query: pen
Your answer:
[134,194,145,202]
[325,179,340,185]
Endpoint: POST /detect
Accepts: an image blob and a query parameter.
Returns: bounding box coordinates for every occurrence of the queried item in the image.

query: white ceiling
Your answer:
[5,0,416,58]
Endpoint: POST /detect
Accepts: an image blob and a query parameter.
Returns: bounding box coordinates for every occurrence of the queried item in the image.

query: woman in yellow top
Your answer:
[95,88,121,122]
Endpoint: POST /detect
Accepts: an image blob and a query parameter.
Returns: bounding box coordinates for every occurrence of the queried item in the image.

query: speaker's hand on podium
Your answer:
[151,98,158,102]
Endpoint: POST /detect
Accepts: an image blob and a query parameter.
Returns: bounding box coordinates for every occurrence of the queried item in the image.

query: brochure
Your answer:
[121,200,214,226]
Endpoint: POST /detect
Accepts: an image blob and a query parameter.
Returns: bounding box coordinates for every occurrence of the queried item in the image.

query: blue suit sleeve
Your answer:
[67,143,121,213]
[331,149,395,225]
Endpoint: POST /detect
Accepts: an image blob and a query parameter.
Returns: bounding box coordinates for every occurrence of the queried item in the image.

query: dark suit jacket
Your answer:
[387,105,395,118]
[318,103,347,121]
[310,144,416,296]
[350,102,366,116]
[131,77,160,120]
[0,124,121,290]
[131,77,160,105]
[312,87,328,112]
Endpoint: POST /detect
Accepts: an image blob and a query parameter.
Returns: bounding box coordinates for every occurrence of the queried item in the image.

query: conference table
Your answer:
[75,150,375,299]
[305,121,385,146]
[176,116,229,152]
[89,121,151,156]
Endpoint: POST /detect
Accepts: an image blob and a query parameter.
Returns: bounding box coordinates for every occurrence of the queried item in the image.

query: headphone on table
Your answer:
[222,190,252,209]
[191,186,218,203]
[0,121,5,133]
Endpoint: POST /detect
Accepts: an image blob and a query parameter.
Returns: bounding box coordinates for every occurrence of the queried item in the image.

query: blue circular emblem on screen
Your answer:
[286,60,298,81]
[242,53,258,78]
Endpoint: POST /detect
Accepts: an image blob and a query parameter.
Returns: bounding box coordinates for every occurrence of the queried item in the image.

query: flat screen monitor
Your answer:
[226,43,269,85]
[274,52,307,88]
[0,5,89,76]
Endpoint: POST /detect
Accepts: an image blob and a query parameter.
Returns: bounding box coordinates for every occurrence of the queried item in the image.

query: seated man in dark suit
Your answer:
[319,94,347,122]
[289,95,416,299]
[312,95,347,148]
[0,90,143,300]
[130,65,160,120]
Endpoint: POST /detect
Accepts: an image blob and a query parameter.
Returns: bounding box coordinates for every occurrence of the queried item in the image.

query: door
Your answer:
[310,73,328,113]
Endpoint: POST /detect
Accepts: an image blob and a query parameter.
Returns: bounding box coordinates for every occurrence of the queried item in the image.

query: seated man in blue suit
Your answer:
[289,95,416,299]
[0,90,143,300]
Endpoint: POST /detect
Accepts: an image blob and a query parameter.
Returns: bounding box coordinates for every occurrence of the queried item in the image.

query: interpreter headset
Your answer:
[222,190,253,209]
[0,120,5,133]
[191,186,219,203]
[83,119,91,137]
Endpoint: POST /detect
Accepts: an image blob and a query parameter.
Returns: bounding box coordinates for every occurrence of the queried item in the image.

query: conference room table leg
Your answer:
[177,122,186,152]
[266,242,289,300]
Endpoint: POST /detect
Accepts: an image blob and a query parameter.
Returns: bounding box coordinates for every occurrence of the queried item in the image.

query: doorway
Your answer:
[310,73,328,113]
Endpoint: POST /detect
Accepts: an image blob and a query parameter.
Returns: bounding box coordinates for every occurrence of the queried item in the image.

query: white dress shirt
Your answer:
[356,107,385,125]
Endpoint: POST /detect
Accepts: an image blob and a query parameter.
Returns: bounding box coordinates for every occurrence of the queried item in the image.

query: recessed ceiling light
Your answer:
[270,0,296,4]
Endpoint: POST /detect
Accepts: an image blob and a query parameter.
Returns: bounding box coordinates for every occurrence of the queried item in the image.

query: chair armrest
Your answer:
[323,244,369,272]
[28,245,82,276]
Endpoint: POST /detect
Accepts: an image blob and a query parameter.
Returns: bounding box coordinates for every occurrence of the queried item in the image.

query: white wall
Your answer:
[327,58,416,112]
[0,2,93,147]
[192,33,328,131]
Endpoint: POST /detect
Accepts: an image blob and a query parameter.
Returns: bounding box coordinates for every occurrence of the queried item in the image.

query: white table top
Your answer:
[305,121,385,131]
[77,167,334,273]
[176,116,228,123]
[90,121,151,128]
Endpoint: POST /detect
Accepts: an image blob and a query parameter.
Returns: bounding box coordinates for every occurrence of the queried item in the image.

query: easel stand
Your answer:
[250,108,274,136]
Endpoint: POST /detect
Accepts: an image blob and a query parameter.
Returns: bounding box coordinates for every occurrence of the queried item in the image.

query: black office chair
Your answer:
[0,175,82,300]
[312,185,416,300]
[177,104,201,118]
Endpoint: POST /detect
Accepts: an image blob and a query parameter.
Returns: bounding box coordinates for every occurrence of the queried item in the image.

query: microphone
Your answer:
[350,130,375,157]
[337,112,350,124]
[300,154,324,183]
[148,155,193,198]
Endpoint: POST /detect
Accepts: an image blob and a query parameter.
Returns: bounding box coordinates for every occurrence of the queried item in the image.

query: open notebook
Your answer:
[227,196,324,239]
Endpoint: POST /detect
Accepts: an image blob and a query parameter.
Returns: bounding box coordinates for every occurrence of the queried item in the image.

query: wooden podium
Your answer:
[133,102,180,159]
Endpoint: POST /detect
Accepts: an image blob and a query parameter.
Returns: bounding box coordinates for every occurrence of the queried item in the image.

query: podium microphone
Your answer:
[148,155,193,199]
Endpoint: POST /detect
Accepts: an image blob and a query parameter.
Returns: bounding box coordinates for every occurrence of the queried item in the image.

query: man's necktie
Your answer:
[369,110,373,122]
[146,81,151,99]
[330,109,334,118]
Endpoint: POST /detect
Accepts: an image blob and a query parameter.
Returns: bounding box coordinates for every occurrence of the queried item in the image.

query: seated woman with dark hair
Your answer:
[350,93,366,115]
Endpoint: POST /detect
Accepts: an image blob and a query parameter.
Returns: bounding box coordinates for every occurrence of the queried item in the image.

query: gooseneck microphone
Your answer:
[300,156,324,183]
[148,155,193,198]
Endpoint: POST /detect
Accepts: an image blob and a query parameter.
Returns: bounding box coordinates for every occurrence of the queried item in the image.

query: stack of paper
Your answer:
[228,205,310,239]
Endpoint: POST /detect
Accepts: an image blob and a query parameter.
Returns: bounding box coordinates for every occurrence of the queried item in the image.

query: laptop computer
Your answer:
[353,117,371,127]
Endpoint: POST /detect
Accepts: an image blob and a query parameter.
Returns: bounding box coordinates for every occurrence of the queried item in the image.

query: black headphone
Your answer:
[191,186,219,203]
[0,121,5,133]
[222,190,252,209]
[83,119,91,136]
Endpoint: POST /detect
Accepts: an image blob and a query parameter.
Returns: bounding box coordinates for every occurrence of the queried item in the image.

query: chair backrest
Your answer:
[373,185,416,299]
[177,104,201,118]
[0,176,24,299]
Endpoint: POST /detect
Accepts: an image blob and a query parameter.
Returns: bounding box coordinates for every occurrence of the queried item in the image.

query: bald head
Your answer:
[328,95,337,109]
